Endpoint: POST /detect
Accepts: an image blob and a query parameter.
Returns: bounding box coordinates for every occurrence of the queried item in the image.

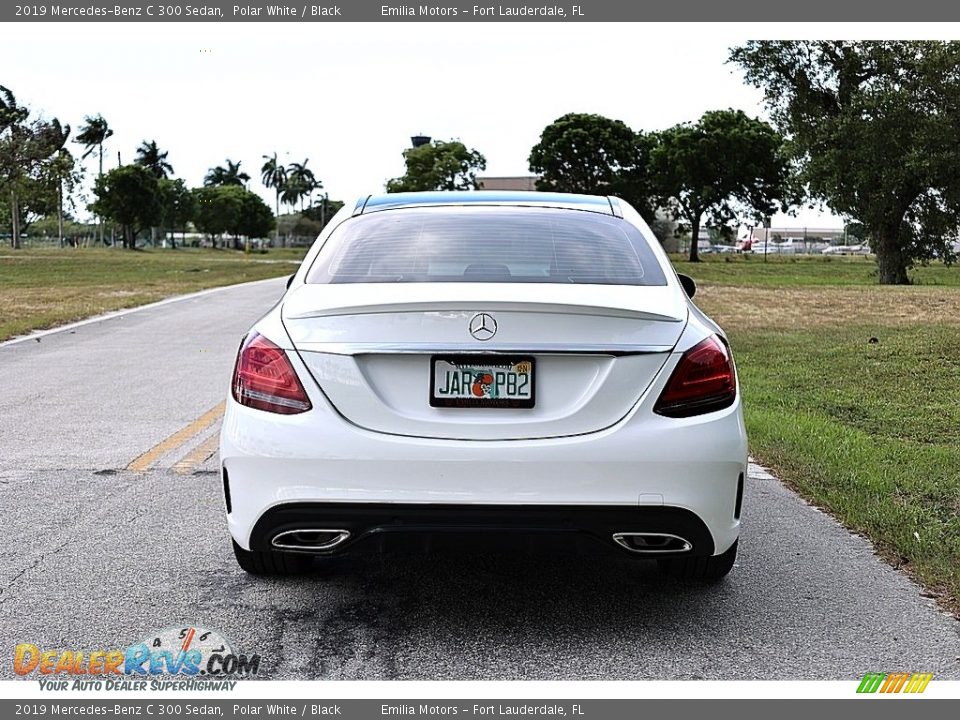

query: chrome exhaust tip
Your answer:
[271,528,350,552]
[612,532,692,554]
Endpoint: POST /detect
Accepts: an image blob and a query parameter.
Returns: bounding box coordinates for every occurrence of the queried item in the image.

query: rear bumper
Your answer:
[220,381,748,556]
[247,503,717,557]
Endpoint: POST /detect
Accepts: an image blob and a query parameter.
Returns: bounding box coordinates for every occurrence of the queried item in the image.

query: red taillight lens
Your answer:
[231,332,312,415]
[654,335,736,418]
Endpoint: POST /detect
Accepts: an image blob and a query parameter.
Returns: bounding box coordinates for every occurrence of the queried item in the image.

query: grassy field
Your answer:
[0,247,306,342]
[675,255,960,612]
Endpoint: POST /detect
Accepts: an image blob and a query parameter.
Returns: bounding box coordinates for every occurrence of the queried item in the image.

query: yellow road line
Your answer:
[127,402,225,473]
[173,433,221,476]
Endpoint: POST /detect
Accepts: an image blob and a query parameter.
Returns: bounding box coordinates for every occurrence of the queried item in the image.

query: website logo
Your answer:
[857,672,933,694]
[14,626,260,682]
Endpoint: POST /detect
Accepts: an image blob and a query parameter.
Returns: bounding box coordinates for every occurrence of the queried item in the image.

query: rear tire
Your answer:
[657,539,738,581]
[232,540,313,575]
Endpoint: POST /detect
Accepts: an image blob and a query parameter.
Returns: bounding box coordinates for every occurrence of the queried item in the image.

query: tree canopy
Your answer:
[90,164,163,249]
[528,113,656,219]
[158,178,195,247]
[74,114,112,170]
[192,185,275,246]
[204,159,250,187]
[386,140,486,193]
[281,159,322,211]
[135,140,173,179]
[0,85,71,247]
[650,109,789,262]
[730,40,960,283]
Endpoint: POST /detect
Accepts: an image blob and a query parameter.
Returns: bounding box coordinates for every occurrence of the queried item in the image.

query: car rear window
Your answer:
[304,206,667,286]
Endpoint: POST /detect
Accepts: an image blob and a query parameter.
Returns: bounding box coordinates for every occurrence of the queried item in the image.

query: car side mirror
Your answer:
[286,274,295,290]
[677,273,697,299]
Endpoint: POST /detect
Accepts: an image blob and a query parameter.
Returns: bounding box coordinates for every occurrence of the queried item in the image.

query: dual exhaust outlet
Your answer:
[271,528,351,552]
[611,532,692,554]
[271,528,692,555]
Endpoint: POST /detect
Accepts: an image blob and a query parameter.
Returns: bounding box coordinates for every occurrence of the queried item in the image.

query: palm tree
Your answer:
[134,140,173,179]
[261,153,287,246]
[204,159,249,187]
[47,148,77,247]
[74,114,113,245]
[285,159,322,212]
[1,86,29,248]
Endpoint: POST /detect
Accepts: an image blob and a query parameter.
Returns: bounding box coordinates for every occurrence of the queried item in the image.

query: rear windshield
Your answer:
[304,206,667,286]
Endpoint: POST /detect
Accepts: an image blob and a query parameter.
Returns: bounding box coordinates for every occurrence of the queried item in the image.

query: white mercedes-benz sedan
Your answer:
[220,191,748,579]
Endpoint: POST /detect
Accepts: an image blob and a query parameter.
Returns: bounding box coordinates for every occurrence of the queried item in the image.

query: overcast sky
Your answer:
[6,23,956,228]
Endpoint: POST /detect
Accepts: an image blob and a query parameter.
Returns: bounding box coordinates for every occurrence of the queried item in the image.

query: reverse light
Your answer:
[653,335,736,418]
[231,332,312,415]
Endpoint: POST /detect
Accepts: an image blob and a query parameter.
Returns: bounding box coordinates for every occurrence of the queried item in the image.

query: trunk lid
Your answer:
[282,283,687,440]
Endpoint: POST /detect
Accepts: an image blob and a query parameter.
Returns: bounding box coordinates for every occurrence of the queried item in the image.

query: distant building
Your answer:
[477,176,538,191]
[749,226,846,243]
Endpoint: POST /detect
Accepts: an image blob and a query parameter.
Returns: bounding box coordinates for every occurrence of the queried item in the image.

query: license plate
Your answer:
[430,355,535,408]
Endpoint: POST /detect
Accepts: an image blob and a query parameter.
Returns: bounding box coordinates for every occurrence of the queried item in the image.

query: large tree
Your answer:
[0,86,70,248]
[158,177,195,249]
[192,185,273,249]
[650,109,789,262]
[387,139,486,193]
[528,113,656,219]
[193,185,242,246]
[45,148,81,247]
[90,165,162,249]
[282,159,321,212]
[231,189,275,245]
[74,114,113,244]
[730,41,960,284]
[261,152,287,245]
[136,140,174,245]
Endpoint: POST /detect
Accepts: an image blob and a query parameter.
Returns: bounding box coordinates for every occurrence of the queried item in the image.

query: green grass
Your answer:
[670,253,960,287]
[684,256,960,609]
[0,247,306,342]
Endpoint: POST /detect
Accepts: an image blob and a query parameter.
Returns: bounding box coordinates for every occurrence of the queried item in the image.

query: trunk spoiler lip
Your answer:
[286,341,677,357]
[284,303,684,323]
[284,296,686,324]
[282,283,687,323]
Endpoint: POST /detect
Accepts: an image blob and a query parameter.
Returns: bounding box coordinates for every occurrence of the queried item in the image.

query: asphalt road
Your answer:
[1,277,958,681]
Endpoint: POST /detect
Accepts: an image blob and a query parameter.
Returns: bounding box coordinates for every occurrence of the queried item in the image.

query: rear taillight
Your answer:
[653,335,736,418]
[231,332,312,415]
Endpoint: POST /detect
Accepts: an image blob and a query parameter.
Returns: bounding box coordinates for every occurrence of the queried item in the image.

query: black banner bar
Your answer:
[1,700,959,720]
[5,0,960,22]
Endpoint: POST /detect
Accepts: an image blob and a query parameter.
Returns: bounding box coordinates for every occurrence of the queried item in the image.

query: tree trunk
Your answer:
[276,190,283,248]
[688,211,702,263]
[11,191,21,249]
[874,221,911,285]
[98,145,104,245]
[58,178,64,248]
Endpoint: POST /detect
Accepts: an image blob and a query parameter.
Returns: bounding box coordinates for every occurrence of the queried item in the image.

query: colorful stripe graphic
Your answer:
[857,672,933,694]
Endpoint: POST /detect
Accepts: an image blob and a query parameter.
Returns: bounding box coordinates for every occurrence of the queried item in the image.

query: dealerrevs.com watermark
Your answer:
[14,626,261,691]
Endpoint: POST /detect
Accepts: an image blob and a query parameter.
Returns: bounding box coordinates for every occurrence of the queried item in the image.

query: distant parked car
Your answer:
[822,243,870,256]
[752,240,796,255]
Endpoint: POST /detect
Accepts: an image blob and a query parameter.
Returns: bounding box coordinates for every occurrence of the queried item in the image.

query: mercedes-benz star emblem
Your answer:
[469,313,497,341]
